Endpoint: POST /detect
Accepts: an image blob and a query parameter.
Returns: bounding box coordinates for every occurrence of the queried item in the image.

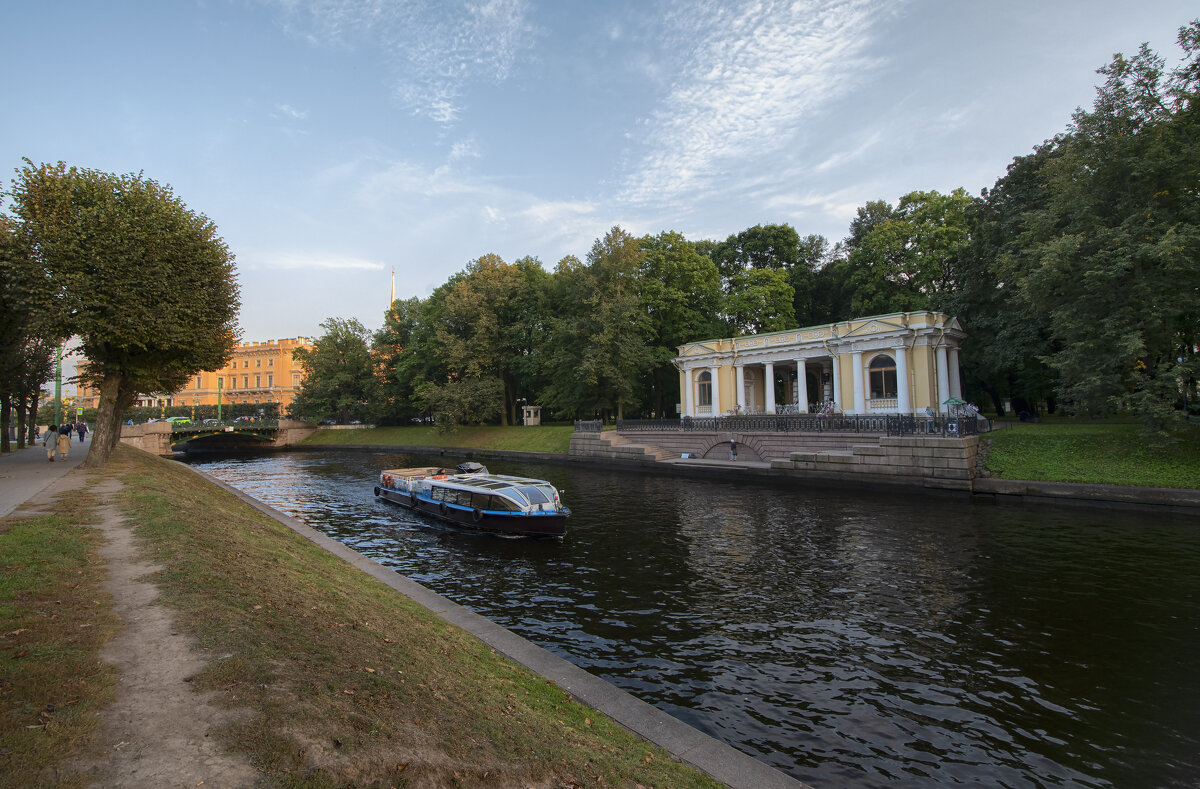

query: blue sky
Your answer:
[3,1,1195,347]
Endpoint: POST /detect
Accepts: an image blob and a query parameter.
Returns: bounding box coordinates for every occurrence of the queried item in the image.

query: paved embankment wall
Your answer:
[569,430,980,492]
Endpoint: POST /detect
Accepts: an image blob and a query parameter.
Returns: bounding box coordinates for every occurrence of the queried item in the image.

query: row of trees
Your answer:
[291,23,1199,435]
[0,162,240,465]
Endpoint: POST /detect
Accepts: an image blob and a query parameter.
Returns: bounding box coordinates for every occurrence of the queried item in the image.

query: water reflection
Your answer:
[184,450,1200,788]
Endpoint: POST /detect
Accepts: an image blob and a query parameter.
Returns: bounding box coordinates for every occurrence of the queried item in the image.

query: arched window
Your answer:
[697,371,712,407]
[869,355,897,399]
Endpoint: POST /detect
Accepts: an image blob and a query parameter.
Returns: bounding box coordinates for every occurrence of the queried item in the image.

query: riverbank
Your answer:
[0,445,742,788]
[298,425,1200,515]
[298,422,1200,490]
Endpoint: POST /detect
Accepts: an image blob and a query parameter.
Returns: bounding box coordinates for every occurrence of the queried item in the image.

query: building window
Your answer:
[256,359,261,368]
[268,358,274,367]
[196,375,202,389]
[243,375,249,389]
[869,355,897,399]
[255,374,261,388]
[267,374,273,388]
[697,371,712,407]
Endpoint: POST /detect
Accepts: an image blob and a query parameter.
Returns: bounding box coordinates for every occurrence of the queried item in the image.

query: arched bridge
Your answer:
[120,419,317,455]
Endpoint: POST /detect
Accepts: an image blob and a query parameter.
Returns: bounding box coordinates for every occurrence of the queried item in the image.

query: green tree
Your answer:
[1017,23,1200,428]
[7,162,240,467]
[291,317,375,424]
[639,231,723,416]
[371,296,425,424]
[843,189,973,317]
[723,267,796,335]
[435,253,550,426]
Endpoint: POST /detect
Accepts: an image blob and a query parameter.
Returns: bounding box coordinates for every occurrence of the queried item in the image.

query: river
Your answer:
[184,449,1200,787]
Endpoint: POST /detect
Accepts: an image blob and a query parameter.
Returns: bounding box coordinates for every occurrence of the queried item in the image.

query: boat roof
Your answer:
[382,468,558,493]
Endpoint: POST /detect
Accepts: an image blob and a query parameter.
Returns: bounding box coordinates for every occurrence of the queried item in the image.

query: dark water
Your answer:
[185,450,1200,787]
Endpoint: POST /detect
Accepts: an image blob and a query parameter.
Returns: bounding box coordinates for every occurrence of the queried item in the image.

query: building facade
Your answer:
[674,312,965,417]
[75,337,313,411]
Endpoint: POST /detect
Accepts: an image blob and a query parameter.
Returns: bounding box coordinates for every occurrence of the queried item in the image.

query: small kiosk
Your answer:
[522,405,542,426]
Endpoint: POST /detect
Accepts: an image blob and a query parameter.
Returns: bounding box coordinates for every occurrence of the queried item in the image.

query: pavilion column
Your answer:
[764,361,776,414]
[936,345,951,413]
[735,364,745,414]
[830,357,840,409]
[796,358,809,412]
[710,366,721,416]
[948,347,962,399]
[851,351,866,414]
[895,346,911,414]
[682,368,693,417]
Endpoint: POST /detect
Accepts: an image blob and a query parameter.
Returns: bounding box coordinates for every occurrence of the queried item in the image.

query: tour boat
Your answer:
[373,463,569,537]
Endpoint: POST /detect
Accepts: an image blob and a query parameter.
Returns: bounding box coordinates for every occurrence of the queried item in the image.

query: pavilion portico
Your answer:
[675,312,965,417]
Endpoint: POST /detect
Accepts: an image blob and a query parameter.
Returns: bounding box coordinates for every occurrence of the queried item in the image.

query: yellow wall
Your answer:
[75,337,313,411]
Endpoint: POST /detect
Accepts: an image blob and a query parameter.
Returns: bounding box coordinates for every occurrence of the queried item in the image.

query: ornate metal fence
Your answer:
[573,419,603,432]
[611,414,990,436]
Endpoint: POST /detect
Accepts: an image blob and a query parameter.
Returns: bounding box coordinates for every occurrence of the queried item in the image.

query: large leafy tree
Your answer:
[541,228,653,420]
[0,215,55,451]
[435,253,549,425]
[7,162,240,466]
[291,317,375,424]
[1016,23,1200,427]
[639,231,723,416]
[843,189,973,317]
[371,296,427,424]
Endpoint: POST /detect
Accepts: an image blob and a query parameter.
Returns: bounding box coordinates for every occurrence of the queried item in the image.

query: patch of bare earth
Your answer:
[65,477,258,788]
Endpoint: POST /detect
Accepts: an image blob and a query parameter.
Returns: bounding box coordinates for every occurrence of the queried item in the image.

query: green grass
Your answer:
[983,423,1200,488]
[299,424,576,453]
[0,496,121,789]
[109,446,720,788]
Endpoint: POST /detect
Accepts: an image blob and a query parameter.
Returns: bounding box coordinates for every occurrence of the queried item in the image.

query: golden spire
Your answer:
[390,265,395,306]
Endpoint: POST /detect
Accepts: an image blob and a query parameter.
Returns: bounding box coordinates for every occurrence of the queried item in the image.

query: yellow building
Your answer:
[675,312,965,416]
[75,336,313,411]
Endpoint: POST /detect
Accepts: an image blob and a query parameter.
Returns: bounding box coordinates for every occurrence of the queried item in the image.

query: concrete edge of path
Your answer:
[175,461,811,789]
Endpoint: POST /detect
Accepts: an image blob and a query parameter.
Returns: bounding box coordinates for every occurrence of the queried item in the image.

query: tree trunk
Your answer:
[0,396,10,453]
[83,371,125,468]
[14,401,27,449]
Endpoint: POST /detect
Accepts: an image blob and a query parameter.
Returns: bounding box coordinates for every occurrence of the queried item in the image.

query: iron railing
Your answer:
[612,414,991,436]
[573,419,603,433]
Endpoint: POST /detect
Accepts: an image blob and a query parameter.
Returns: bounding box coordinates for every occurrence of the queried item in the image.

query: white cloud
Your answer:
[622,0,891,206]
[814,130,884,173]
[272,0,536,124]
[276,103,309,120]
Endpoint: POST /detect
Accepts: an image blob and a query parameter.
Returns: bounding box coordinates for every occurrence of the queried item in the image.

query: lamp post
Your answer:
[217,377,223,421]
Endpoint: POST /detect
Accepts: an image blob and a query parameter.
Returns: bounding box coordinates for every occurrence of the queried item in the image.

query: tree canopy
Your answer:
[5,161,240,465]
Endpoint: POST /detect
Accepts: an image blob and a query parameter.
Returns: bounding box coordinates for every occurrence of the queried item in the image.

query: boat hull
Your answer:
[374,485,566,537]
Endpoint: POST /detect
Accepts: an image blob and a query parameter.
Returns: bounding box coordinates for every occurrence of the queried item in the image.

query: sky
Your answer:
[3,0,1196,351]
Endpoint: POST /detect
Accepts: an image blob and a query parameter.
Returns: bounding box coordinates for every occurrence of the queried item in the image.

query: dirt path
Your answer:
[62,475,259,788]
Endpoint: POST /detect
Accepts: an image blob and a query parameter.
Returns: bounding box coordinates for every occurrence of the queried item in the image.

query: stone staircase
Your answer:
[568,431,675,463]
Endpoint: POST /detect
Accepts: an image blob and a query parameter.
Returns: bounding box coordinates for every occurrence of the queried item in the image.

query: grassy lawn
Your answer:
[1,446,720,788]
[983,422,1200,489]
[299,424,576,453]
[0,494,121,789]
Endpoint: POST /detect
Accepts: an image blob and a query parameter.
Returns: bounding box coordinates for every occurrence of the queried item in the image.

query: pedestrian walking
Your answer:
[56,423,71,461]
[77,422,88,442]
[43,424,57,462]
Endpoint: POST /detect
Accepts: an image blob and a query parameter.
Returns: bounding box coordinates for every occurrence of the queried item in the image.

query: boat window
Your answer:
[489,496,519,512]
[517,485,550,505]
[471,493,490,509]
[431,487,446,501]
